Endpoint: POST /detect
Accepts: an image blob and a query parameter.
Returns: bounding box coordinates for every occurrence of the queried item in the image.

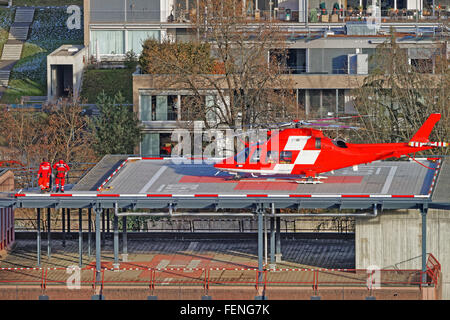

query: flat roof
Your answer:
[4,157,448,211]
[99,158,434,196]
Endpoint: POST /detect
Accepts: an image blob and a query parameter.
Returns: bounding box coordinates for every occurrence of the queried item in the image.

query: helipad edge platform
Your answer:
[5,157,448,211]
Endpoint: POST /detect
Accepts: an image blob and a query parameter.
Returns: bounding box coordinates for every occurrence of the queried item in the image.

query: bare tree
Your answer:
[350,33,449,152]
[139,0,296,130]
[0,100,97,187]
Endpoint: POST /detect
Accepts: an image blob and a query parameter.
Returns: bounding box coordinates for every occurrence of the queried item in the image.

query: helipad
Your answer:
[95,158,438,197]
[3,155,448,210]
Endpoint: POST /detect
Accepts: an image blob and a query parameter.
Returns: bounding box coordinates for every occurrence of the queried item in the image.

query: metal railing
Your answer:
[87,9,449,24]
[0,263,439,291]
[8,162,96,190]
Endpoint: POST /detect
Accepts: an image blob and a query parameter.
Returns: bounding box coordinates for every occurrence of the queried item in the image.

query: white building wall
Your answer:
[356,209,450,299]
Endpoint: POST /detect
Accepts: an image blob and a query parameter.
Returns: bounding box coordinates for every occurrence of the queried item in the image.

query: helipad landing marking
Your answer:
[139,166,168,193]
[381,166,397,194]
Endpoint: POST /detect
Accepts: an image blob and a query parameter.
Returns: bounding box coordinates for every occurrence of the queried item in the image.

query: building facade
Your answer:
[83,0,448,156]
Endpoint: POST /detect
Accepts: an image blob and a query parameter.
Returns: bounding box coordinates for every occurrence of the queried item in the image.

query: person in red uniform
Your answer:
[37,159,52,193]
[52,159,70,193]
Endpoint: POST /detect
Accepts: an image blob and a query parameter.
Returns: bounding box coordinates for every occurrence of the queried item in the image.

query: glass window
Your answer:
[141,95,177,121]
[140,95,151,121]
[338,89,345,114]
[127,30,160,55]
[160,133,173,155]
[298,89,306,114]
[155,96,168,121]
[322,89,336,117]
[167,95,178,121]
[90,30,124,55]
[309,89,321,117]
[141,133,160,156]
[205,95,217,125]
[280,151,292,164]
[266,150,278,163]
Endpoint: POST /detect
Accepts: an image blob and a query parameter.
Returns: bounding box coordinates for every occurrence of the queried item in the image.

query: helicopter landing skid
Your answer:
[295,176,328,184]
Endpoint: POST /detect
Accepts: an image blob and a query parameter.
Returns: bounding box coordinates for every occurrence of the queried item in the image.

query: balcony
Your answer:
[88,8,449,25]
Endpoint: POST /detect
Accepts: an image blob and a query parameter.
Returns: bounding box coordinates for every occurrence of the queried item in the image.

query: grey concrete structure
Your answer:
[356,208,450,299]
[46,45,87,101]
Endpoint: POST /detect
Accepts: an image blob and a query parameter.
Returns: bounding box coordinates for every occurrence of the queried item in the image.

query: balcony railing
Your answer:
[89,8,449,24]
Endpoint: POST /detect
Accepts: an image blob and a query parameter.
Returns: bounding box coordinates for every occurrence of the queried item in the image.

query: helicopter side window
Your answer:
[266,151,278,163]
[250,148,261,163]
[280,151,293,164]
[315,138,321,149]
[234,147,250,163]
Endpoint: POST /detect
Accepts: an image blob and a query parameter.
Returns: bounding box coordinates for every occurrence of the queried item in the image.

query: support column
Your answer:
[113,211,119,269]
[255,205,265,300]
[95,207,102,275]
[47,208,51,258]
[270,204,275,266]
[275,216,282,262]
[421,207,428,285]
[122,216,128,261]
[78,208,83,267]
[37,208,41,267]
[88,208,92,257]
[62,208,66,248]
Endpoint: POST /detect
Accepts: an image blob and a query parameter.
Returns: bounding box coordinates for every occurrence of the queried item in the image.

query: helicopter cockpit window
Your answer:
[234,147,250,163]
[250,148,261,163]
[280,151,293,164]
[266,150,278,163]
[333,140,348,148]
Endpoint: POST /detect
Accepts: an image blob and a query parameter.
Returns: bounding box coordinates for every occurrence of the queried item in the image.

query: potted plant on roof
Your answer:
[331,2,339,21]
[320,2,329,22]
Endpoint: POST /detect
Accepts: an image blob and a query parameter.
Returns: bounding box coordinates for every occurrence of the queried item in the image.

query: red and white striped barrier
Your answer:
[15,193,430,198]
[96,159,129,192]
[428,158,442,195]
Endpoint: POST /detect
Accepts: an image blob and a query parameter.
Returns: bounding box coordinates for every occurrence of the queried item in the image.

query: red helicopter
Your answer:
[213,113,448,181]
